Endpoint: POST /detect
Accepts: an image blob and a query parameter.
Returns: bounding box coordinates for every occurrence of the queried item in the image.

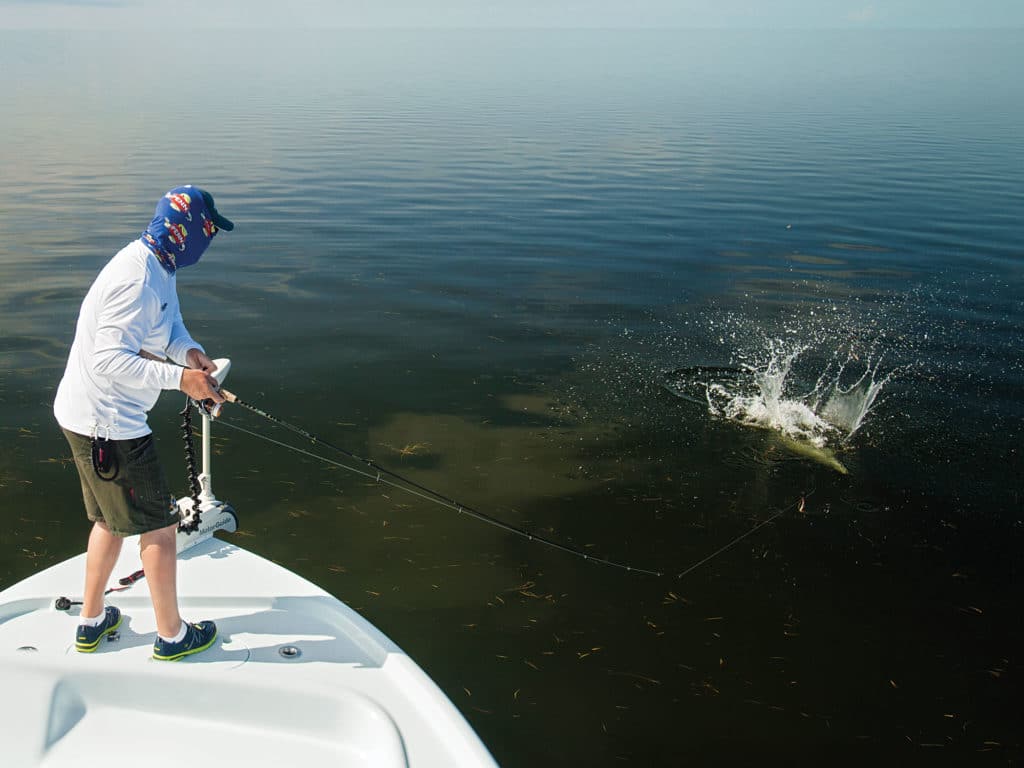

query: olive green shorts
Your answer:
[63,429,180,537]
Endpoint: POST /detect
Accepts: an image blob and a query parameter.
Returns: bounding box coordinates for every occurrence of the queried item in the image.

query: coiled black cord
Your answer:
[178,397,204,533]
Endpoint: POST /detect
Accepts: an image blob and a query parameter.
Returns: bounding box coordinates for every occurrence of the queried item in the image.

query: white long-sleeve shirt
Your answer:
[54,239,204,439]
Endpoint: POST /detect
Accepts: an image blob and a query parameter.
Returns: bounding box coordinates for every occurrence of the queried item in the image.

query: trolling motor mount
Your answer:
[176,358,238,554]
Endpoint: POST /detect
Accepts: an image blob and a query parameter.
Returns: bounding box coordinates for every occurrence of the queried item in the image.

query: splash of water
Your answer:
[813,354,893,437]
[700,339,894,448]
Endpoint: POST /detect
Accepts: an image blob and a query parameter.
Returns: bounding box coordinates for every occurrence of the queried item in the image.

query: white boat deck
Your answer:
[0,534,497,767]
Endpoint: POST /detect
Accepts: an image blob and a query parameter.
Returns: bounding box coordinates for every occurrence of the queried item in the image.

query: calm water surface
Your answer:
[1,29,1022,765]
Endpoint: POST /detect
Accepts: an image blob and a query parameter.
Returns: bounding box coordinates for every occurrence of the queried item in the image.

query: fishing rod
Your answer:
[216,388,665,576]
[207,388,804,581]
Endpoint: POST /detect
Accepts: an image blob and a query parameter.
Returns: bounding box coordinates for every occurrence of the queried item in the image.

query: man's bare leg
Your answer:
[140,523,182,638]
[82,521,123,619]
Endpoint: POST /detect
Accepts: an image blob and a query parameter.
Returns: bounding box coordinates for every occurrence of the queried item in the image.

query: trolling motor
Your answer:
[175,357,238,554]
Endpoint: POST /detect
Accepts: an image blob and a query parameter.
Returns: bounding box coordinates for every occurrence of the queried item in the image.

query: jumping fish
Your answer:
[769,433,849,475]
[663,365,851,474]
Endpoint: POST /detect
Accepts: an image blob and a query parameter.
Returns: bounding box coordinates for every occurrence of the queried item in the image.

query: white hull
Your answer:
[0,531,497,767]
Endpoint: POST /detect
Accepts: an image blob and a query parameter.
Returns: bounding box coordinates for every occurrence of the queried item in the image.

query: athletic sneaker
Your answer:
[75,606,123,652]
[152,620,218,661]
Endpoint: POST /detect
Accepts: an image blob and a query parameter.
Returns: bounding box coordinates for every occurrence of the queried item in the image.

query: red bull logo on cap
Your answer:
[164,218,188,251]
[202,215,217,238]
[166,191,193,221]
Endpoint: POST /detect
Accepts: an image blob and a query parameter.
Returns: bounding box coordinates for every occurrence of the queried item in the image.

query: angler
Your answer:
[53,186,232,660]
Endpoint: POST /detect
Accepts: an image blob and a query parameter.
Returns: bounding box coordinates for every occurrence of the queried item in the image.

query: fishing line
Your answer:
[674,492,809,580]
[214,394,664,576]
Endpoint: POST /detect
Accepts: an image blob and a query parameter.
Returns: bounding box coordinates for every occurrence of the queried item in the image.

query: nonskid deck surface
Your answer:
[0,536,497,767]
[1,538,385,665]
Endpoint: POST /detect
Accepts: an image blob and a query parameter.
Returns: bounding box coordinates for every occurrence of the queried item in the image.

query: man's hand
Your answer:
[185,348,217,373]
[181,348,224,404]
[179,368,225,403]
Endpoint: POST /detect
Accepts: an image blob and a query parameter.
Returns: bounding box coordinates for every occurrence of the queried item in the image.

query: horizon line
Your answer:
[2,24,1023,31]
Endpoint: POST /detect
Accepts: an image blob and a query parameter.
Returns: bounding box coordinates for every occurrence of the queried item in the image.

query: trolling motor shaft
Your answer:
[175,359,238,553]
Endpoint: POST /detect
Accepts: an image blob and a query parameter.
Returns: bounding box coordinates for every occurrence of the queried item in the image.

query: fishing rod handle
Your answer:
[195,388,232,418]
